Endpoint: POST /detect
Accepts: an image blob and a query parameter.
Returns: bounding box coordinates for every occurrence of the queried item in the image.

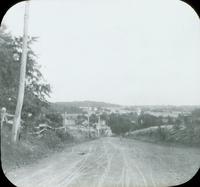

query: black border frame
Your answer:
[0,0,199,186]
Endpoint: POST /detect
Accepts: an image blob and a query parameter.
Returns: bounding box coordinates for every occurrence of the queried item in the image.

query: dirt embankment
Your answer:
[1,126,90,173]
[126,124,200,147]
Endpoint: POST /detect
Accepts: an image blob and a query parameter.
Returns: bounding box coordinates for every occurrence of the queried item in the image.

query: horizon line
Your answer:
[50,100,200,107]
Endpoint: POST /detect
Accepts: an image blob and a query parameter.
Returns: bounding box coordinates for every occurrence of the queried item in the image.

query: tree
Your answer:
[0,24,19,112]
[107,113,133,135]
[167,116,174,124]
[138,113,162,128]
[0,26,51,114]
[191,108,200,125]
[89,114,98,124]
[0,25,51,139]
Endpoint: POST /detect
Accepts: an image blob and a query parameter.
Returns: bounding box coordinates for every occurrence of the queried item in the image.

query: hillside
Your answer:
[126,124,200,147]
[52,100,120,108]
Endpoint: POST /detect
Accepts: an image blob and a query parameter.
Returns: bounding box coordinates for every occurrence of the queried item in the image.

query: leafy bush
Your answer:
[0,25,51,118]
[45,112,63,127]
[40,130,62,149]
[1,126,48,171]
[107,114,133,135]
[55,130,73,142]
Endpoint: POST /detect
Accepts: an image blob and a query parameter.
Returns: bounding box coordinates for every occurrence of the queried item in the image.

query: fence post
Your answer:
[1,107,6,129]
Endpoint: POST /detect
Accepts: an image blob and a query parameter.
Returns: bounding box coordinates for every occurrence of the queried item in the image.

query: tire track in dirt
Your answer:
[96,141,116,187]
[62,139,108,187]
[108,139,148,187]
[5,137,200,187]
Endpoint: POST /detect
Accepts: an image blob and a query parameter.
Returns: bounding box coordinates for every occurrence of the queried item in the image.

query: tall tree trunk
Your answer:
[11,1,29,143]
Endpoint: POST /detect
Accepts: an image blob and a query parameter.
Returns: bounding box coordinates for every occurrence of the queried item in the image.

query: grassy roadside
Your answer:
[125,124,200,148]
[1,125,91,174]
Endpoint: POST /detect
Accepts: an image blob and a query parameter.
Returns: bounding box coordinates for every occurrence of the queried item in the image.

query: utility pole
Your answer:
[11,1,29,143]
[97,115,100,137]
[98,115,100,123]
[87,113,90,138]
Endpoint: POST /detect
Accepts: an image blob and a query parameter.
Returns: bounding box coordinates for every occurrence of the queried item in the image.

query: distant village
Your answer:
[58,104,200,138]
[2,101,199,140]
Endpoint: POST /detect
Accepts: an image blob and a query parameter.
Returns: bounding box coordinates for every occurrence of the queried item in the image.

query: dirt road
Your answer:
[5,137,200,187]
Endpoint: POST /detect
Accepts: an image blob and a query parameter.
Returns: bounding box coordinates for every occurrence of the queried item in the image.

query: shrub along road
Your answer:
[5,137,200,187]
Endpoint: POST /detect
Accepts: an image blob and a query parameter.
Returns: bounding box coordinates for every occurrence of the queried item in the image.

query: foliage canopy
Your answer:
[0,25,51,120]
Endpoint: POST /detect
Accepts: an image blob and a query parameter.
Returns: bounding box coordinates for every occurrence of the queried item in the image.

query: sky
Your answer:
[1,0,200,106]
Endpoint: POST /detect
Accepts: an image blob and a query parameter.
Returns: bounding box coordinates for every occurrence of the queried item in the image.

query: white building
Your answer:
[96,118,112,137]
[62,113,79,127]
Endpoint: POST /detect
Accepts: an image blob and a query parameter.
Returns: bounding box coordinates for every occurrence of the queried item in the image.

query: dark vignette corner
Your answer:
[0,0,25,25]
[1,1,23,187]
[0,1,23,185]
[176,1,200,185]
[180,0,200,18]
[0,161,16,187]
[174,168,200,187]
[0,0,199,186]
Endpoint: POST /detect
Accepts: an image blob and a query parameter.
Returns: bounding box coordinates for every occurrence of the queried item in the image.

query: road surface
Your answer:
[5,137,200,187]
